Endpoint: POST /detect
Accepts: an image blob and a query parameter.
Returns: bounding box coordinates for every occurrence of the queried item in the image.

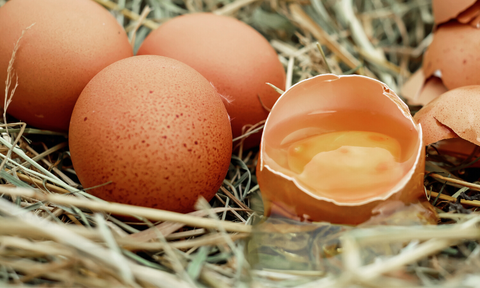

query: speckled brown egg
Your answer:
[423,22,480,90]
[0,0,132,131]
[69,55,232,212]
[137,13,286,150]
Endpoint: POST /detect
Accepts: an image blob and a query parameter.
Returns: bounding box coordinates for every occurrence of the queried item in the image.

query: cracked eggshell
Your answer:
[433,0,480,27]
[423,22,480,90]
[69,56,232,213]
[401,68,448,107]
[257,74,424,225]
[414,85,480,146]
[0,0,132,131]
[137,13,286,150]
[433,0,477,25]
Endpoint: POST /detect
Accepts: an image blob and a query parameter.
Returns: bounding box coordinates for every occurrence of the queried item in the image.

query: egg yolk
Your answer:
[287,131,404,197]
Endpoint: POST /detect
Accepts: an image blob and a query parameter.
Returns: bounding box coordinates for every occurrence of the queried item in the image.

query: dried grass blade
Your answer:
[93,0,159,30]
[13,171,70,194]
[128,207,246,242]
[213,0,259,16]
[0,137,82,195]
[4,23,35,133]
[289,3,374,77]
[187,245,209,280]
[22,143,78,187]
[94,213,135,285]
[129,5,151,48]
[220,186,250,212]
[0,171,32,188]
[429,173,480,192]
[430,191,480,208]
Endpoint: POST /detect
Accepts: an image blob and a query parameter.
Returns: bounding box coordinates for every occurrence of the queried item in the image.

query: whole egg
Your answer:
[69,55,232,212]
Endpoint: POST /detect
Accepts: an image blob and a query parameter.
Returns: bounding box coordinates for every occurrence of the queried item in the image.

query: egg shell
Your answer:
[257,74,424,225]
[456,1,480,26]
[423,22,480,90]
[433,0,476,25]
[137,13,286,149]
[401,69,447,106]
[0,0,132,131]
[414,85,480,146]
[69,55,232,212]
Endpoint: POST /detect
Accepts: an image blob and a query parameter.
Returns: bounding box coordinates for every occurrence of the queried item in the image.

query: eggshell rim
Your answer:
[433,0,477,25]
[259,73,423,206]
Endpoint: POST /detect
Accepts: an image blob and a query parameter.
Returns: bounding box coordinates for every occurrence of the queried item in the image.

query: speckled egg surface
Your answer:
[0,0,132,131]
[69,55,232,212]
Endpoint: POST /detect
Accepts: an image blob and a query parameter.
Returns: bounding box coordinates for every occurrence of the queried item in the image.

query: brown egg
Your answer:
[137,13,286,149]
[0,0,132,131]
[414,85,480,146]
[423,22,480,90]
[69,55,232,212]
[257,74,424,225]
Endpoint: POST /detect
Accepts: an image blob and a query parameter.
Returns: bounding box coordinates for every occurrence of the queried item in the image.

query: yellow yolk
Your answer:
[287,131,404,197]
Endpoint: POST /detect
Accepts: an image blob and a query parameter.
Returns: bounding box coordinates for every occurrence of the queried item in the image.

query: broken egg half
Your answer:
[257,74,424,225]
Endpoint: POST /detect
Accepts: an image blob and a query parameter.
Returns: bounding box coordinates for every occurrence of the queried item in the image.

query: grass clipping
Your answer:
[1,0,480,287]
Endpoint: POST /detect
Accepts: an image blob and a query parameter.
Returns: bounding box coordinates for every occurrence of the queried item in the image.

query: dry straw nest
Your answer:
[1,0,480,287]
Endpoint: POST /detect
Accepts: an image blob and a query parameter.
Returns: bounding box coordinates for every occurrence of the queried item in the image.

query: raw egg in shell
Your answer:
[257,74,424,225]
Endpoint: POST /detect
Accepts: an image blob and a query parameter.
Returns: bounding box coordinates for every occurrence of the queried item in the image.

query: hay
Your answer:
[1,0,480,287]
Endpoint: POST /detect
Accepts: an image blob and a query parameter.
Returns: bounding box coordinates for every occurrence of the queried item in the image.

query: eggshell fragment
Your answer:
[401,69,448,106]
[400,68,425,103]
[423,22,480,90]
[137,13,286,149]
[257,74,424,225]
[433,0,476,25]
[69,56,232,213]
[414,85,480,146]
[457,1,480,26]
[413,105,458,146]
[417,78,449,106]
[0,0,132,131]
